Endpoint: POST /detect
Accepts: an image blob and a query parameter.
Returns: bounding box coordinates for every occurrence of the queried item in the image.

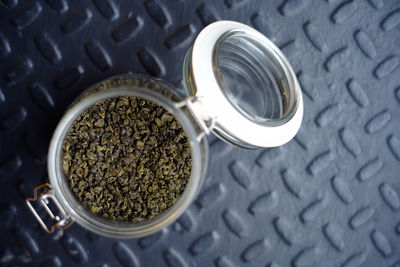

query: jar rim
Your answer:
[48,75,206,238]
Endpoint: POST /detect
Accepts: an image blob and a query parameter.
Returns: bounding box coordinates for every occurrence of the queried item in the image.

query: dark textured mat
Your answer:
[1,0,400,266]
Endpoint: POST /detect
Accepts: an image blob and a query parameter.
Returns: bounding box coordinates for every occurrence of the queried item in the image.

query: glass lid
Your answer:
[183,21,303,148]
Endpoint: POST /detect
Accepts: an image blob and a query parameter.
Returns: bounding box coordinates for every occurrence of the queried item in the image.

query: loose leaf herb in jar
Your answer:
[62,96,192,222]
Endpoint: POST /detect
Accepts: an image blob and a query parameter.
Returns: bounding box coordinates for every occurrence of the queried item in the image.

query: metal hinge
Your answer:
[175,96,216,141]
[25,183,73,233]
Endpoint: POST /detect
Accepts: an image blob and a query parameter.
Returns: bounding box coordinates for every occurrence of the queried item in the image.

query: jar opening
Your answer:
[48,75,207,238]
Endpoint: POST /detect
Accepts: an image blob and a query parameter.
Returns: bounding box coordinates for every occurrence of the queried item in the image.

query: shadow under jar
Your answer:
[26,21,303,238]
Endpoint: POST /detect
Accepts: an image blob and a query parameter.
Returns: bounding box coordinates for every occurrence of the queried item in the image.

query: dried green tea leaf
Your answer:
[62,96,192,223]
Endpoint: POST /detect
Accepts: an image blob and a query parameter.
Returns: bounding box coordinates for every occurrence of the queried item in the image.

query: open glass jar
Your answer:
[26,21,303,238]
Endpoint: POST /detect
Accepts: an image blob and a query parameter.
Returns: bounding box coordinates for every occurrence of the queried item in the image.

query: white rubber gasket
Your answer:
[189,20,303,148]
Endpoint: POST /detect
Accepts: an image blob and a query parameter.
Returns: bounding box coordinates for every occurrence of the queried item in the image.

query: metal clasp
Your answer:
[25,183,73,233]
[175,96,216,141]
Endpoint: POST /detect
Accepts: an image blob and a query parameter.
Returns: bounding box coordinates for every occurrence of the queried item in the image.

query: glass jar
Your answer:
[26,21,303,238]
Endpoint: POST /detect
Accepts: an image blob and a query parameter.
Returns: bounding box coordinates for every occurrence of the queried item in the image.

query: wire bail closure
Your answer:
[25,183,73,233]
[175,96,216,142]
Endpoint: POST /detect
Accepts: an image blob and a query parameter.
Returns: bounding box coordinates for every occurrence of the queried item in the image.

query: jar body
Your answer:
[47,74,209,238]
